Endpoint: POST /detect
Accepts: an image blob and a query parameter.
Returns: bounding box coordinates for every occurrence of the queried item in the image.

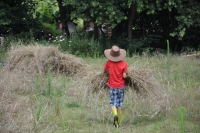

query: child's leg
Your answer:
[117,88,124,124]
[110,89,119,128]
[111,106,117,116]
[117,107,122,124]
[110,89,118,116]
[111,106,119,128]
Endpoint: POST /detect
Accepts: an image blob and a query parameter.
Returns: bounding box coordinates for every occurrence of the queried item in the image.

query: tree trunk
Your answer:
[94,23,99,41]
[57,0,62,14]
[127,3,137,42]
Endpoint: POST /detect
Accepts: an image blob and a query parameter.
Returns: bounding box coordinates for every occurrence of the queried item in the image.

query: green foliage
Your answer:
[34,2,59,37]
[34,0,58,19]
[65,102,80,108]
[40,6,54,23]
[36,103,42,122]
[42,23,60,35]
[0,2,11,27]
[0,0,38,34]
[0,0,59,40]
[126,35,162,54]
[54,34,103,57]
[1,0,200,53]
[64,0,128,28]
[168,0,200,39]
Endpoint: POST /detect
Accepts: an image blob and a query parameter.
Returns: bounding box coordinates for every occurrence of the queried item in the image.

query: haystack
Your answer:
[3,45,90,78]
[0,44,93,132]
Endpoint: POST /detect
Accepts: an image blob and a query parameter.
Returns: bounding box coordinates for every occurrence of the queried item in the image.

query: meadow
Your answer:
[0,43,200,133]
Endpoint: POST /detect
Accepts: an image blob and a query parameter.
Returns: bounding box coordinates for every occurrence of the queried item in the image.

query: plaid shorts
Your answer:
[109,88,125,107]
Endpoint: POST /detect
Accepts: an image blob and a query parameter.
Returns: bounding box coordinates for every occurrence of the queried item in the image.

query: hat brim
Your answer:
[104,49,126,62]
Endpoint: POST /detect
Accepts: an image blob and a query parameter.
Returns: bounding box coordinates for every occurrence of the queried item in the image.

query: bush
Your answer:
[52,33,104,58]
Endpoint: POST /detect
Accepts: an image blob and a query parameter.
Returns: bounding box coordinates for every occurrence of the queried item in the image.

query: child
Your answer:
[103,45,128,128]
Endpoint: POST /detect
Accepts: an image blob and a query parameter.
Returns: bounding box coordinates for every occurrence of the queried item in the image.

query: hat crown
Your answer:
[110,45,120,57]
[104,45,126,62]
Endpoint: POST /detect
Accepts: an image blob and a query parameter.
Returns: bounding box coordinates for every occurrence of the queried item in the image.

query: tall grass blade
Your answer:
[55,99,60,116]
[35,74,40,93]
[167,40,171,79]
[47,68,52,98]
[178,106,186,133]
[36,103,42,122]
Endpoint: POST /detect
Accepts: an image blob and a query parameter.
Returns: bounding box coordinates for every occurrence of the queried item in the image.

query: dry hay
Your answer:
[90,72,109,92]
[90,66,166,100]
[3,45,90,78]
[90,66,168,118]
[0,44,92,132]
[125,67,165,100]
[0,70,34,132]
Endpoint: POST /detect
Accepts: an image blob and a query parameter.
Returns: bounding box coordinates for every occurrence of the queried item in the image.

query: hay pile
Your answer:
[90,66,168,117]
[3,45,90,77]
[0,44,93,132]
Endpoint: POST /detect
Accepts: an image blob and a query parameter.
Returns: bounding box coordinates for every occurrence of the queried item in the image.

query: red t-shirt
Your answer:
[104,60,128,88]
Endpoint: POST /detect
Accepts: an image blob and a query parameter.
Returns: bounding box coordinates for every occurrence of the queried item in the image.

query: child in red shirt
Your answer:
[104,45,128,128]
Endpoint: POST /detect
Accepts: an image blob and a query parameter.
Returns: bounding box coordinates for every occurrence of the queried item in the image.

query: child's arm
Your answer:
[123,72,128,78]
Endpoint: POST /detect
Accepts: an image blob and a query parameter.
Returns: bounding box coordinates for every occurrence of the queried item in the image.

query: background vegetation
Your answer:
[0,0,200,56]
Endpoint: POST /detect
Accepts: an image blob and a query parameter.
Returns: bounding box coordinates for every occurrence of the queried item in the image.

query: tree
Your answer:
[0,0,37,35]
[170,0,200,39]
[33,0,59,40]
[1,0,199,51]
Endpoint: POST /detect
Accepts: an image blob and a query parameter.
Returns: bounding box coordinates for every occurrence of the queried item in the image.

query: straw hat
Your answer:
[104,45,126,62]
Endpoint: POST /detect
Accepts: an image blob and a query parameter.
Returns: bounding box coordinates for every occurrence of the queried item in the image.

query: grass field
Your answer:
[0,45,200,133]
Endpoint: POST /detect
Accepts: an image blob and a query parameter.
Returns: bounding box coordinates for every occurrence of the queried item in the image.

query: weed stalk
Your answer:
[167,40,171,79]
[178,106,186,133]
[35,74,40,93]
[36,103,42,122]
[47,69,52,98]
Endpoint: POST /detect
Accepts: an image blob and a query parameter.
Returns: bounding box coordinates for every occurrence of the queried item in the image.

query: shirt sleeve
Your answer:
[123,62,128,73]
[104,60,109,71]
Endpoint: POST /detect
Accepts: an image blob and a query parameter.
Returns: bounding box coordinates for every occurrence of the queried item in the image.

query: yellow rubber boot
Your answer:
[111,107,119,128]
[117,111,122,124]
[111,107,117,116]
